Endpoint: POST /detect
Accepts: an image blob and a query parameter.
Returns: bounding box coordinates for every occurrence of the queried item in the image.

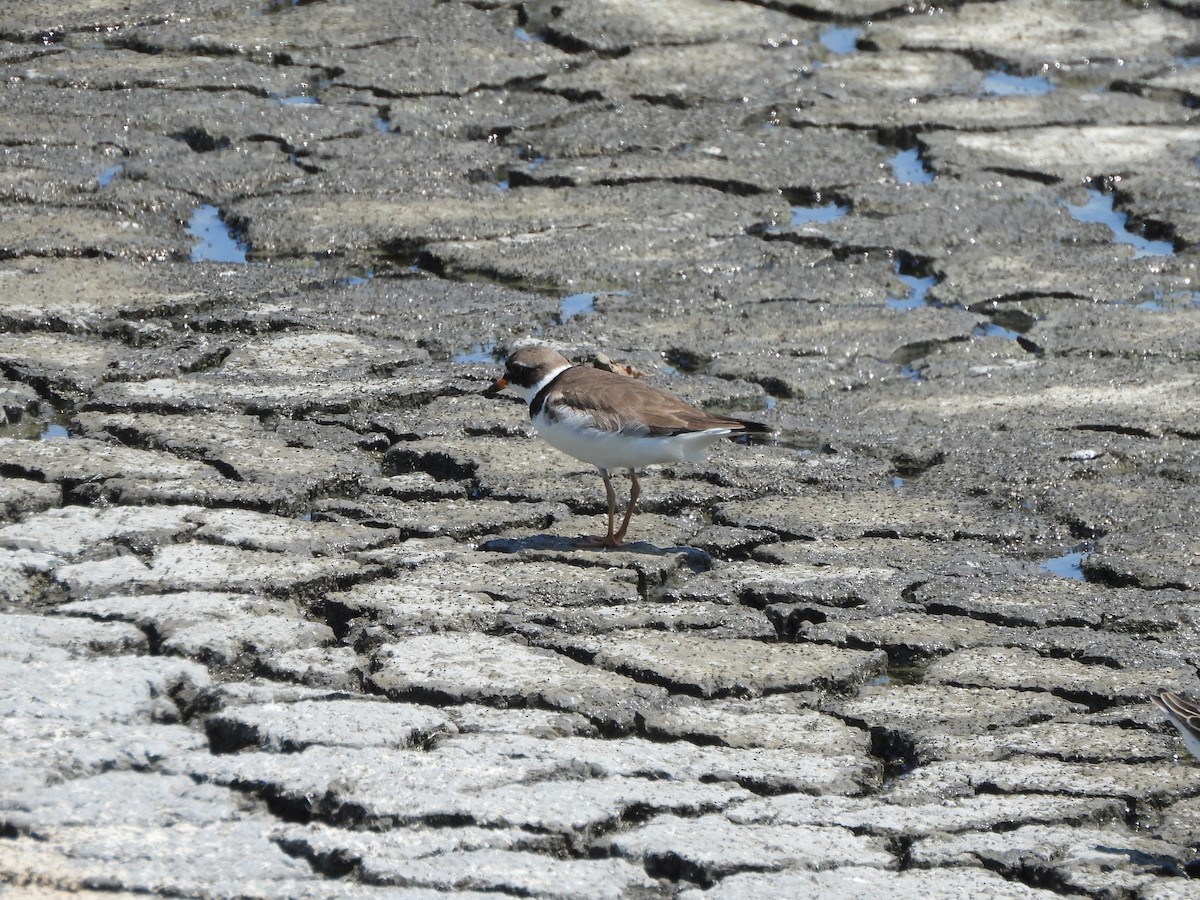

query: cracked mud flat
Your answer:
[1,0,1200,897]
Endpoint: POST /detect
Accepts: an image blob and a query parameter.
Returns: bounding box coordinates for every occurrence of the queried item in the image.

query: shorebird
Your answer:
[1152,691,1200,761]
[486,345,770,547]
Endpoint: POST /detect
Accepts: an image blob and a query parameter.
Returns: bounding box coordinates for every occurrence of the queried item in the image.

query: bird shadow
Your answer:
[478,534,713,568]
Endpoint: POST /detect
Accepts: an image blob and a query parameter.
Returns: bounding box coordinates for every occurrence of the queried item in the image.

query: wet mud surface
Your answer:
[2,0,1200,897]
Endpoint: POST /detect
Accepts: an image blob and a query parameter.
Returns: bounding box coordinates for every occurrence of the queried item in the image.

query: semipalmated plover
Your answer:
[486,346,770,547]
[1152,691,1200,761]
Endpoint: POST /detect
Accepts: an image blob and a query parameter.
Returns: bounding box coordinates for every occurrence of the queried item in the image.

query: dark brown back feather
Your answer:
[543,366,770,437]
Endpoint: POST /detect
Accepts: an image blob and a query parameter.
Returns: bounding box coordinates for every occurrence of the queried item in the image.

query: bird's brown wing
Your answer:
[1155,692,1200,730]
[545,366,769,436]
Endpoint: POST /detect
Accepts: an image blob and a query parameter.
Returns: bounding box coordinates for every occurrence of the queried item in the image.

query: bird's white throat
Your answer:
[514,364,573,404]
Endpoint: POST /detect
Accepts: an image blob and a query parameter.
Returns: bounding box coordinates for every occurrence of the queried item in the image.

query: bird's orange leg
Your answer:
[578,468,622,548]
[612,470,640,544]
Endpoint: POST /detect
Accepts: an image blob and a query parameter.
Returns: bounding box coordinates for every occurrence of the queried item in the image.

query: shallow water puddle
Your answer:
[819,26,860,55]
[335,270,374,287]
[187,205,248,264]
[452,341,498,365]
[980,70,1054,96]
[889,148,934,186]
[972,321,1023,341]
[96,164,123,187]
[559,292,595,323]
[1041,549,1089,580]
[558,289,628,325]
[1131,288,1200,310]
[885,261,1033,345]
[790,203,848,226]
[885,262,937,311]
[1,406,73,441]
[1063,189,1174,258]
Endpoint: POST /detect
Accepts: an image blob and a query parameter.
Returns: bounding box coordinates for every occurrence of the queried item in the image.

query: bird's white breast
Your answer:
[531,402,733,471]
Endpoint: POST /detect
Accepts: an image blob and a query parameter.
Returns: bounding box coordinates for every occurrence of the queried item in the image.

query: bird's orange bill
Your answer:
[483,375,507,397]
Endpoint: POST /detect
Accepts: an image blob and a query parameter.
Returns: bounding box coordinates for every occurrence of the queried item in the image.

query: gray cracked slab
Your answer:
[599,812,895,882]
[73,411,381,498]
[0,547,61,604]
[237,183,788,290]
[1030,298,1200,360]
[796,86,1195,133]
[459,774,751,836]
[917,719,1178,766]
[924,646,1200,705]
[60,591,334,666]
[518,126,889,197]
[188,507,395,556]
[910,823,1186,895]
[3,44,318,98]
[53,543,365,600]
[1,715,208,794]
[541,41,819,107]
[799,611,1017,658]
[206,698,454,753]
[2,770,248,835]
[533,630,886,699]
[729,791,1126,838]
[188,741,568,826]
[316,496,569,541]
[352,847,659,899]
[520,600,777,641]
[0,436,213,487]
[445,731,880,797]
[0,610,209,724]
[716,492,1057,545]
[444,703,597,739]
[0,503,201,559]
[680,866,1067,899]
[0,202,185,261]
[642,695,872,754]
[274,820,560,869]
[888,758,1200,807]
[535,0,804,51]
[0,821,315,899]
[1150,793,1200,851]
[327,559,641,636]
[0,612,146,656]
[0,259,204,331]
[89,331,432,417]
[923,124,1200,185]
[675,558,906,609]
[832,685,1086,756]
[370,633,670,730]
[865,0,1198,71]
[0,333,130,396]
